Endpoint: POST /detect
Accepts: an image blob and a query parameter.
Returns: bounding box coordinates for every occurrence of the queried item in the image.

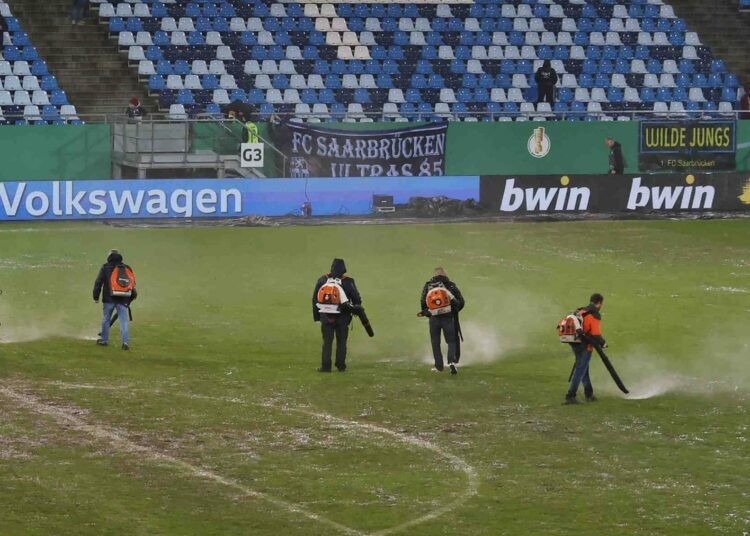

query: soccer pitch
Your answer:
[1,219,748,535]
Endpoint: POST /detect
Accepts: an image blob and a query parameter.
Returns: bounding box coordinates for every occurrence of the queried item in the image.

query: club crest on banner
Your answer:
[290,157,310,178]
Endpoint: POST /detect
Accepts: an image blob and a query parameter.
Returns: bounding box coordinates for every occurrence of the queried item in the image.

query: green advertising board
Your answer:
[445,121,639,176]
[0,120,748,182]
[0,124,111,181]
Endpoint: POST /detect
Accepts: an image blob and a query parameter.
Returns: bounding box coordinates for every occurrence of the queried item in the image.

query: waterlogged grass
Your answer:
[0,220,749,535]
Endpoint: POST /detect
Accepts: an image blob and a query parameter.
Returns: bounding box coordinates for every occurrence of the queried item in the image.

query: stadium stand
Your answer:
[9,0,160,118]
[7,0,745,123]
[0,1,80,123]
[94,0,746,122]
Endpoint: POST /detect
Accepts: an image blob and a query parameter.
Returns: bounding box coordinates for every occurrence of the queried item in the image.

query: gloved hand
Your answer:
[422,310,432,317]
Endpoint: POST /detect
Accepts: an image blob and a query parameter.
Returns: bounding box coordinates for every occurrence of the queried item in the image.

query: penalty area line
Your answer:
[287,407,481,536]
[0,384,365,536]
[34,381,481,535]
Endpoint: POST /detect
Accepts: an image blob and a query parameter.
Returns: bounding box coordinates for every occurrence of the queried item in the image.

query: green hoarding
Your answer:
[0,120,748,182]
[445,121,639,176]
[0,124,111,181]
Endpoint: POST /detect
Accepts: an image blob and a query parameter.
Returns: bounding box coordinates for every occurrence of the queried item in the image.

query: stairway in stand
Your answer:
[10,0,158,117]
[670,0,750,88]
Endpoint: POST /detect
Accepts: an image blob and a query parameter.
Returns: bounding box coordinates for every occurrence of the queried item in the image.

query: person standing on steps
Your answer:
[565,293,606,405]
[126,97,148,119]
[94,249,137,350]
[313,258,362,373]
[71,0,89,25]
[420,267,465,375]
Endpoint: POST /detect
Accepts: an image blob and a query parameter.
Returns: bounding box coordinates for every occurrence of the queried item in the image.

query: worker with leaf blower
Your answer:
[93,249,137,351]
[419,267,465,375]
[557,293,628,404]
[312,258,372,373]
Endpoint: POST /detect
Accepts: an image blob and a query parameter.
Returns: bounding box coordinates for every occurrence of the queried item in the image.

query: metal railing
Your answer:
[5,108,741,125]
[107,116,289,178]
[246,109,748,122]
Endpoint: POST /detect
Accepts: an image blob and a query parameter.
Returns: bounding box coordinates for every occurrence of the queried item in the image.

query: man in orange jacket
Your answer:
[566,293,606,404]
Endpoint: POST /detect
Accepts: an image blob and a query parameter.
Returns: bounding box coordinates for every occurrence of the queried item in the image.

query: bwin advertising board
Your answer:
[480,174,750,214]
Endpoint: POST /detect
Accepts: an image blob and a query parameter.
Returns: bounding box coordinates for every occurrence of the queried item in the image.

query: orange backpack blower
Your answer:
[110,264,136,298]
[426,282,454,316]
[557,310,585,343]
[316,277,349,314]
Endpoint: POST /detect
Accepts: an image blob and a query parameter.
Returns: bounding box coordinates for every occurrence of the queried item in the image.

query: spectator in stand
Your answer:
[71,0,89,25]
[534,60,558,107]
[740,87,750,120]
[126,97,148,119]
[606,137,625,175]
[225,102,259,143]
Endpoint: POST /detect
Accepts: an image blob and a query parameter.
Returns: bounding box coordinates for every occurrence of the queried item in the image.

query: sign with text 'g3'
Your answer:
[240,143,264,168]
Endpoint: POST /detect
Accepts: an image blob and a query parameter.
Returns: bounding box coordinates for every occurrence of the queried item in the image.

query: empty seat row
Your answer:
[0,89,68,106]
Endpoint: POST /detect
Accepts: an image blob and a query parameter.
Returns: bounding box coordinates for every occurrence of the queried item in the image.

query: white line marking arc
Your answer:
[3,381,480,535]
[0,385,364,536]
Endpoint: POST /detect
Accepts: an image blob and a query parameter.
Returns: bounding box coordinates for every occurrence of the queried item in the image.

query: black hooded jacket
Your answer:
[312,259,362,321]
[93,252,137,304]
[534,61,558,88]
[420,275,465,316]
[609,141,624,174]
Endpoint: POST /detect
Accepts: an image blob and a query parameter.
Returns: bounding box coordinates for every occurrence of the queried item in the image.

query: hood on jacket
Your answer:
[581,303,601,320]
[107,250,123,264]
[330,258,347,278]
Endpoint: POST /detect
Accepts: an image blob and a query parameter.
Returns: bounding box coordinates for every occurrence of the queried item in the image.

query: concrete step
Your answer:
[39,60,125,68]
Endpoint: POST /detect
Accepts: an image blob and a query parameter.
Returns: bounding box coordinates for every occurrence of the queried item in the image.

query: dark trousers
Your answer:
[429,314,456,370]
[537,85,555,106]
[567,343,593,399]
[71,0,88,21]
[320,314,351,370]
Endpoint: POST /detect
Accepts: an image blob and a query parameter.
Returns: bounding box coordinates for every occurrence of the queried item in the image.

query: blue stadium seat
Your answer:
[725,74,740,88]
[679,59,695,74]
[405,88,422,103]
[148,75,166,91]
[656,87,673,102]
[711,59,726,73]
[174,60,191,75]
[31,61,48,76]
[50,90,68,106]
[108,17,126,33]
[176,89,195,105]
[640,88,656,103]
[721,87,738,102]
[495,74,512,88]
[354,88,370,103]
[40,76,58,91]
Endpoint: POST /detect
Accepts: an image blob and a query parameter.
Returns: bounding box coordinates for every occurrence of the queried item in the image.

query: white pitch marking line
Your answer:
[287,407,480,536]
[36,381,481,535]
[0,385,365,536]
